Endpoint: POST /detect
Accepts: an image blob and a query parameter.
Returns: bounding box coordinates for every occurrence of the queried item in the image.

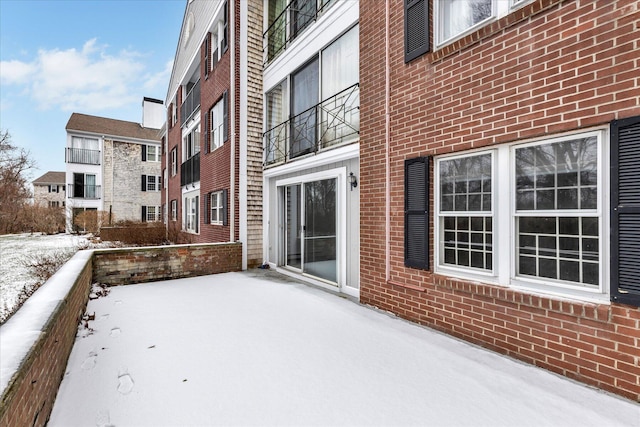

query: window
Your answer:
[183,194,199,233]
[142,206,161,222]
[48,185,59,193]
[142,145,160,162]
[72,173,98,198]
[209,190,226,225]
[435,0,532,47]
[404,0,430,62]
[183,125,201,162]
[163,168,168,189]
[171,148,178,176]
[209,95,226,152]
[68,137,100,164]
[171,199,177,221]
[437,153,493,271]
[49,201,60,208]
[141,175,162,192]
[172,100,178,126]
[425,130,605,300]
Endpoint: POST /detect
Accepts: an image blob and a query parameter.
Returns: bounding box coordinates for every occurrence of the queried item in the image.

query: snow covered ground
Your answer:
[49,270,639,426]
[0,233,89,323]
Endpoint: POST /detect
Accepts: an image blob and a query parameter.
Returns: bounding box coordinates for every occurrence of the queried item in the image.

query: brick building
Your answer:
[163,0,263,268]
[65,98,163,230]
[359,0,640,400]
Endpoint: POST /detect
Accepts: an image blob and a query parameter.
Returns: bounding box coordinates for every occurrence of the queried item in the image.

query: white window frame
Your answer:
[182,123,201,162]
[146,175,161,192]
[210,98,224,152]
[147,145,160,162]
[183,193,199,234]
[171,148,178,176]
[210,191,224,225]
[434,0,532,48]
[434,128,609,302]
[146,206,161,222]
[435,151,495,279]
[171,199,177,221]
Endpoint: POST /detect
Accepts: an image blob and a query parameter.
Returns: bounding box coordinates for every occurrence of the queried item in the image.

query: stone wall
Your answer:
[33,184,66,207]
[92,242,242,285]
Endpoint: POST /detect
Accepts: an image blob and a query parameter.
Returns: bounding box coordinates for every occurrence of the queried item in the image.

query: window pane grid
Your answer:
[515,138,597,211]
[438,153,493,271]
[442,216,493,270]
[517,216,599,286]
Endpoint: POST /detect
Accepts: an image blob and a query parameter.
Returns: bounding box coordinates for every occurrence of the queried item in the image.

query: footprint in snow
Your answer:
[81,352,98,370]
[98,314,110,322]
[110,328,121,337]
[117,373,134,395]
[95,409,114,427]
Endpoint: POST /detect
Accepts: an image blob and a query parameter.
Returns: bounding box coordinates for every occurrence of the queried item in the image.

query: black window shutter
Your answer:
[204,34,210,79]
[405,156,429,269]
[222,189,228,226]
[142,145,147,161]
[223,91,229,143]
[404,0,430,63]
[611,115,640,307]
[141,175,147,192]
[142,206,147,222]
[204,110,209,154]
[204,192,210,224]
[195,195,200,234]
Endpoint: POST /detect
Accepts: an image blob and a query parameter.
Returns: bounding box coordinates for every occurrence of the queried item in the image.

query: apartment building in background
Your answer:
[32,171,66,208]
[261,0,360,296]
[162,0,263,268]
[360,0,640,400]
[65,98,164,231]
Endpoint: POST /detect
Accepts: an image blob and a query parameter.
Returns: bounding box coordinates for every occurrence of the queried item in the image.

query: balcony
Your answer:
[180,79,201,125]
[65,148,100,165]
[180,152,200,187]
[263,0,335,65]
[67,184,101,199]
[264,83,359,167]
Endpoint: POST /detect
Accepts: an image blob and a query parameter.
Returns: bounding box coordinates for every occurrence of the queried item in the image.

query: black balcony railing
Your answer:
[263,0,335,65]
[67,184,101,199]
[65,148,100,165]
[180,152,200,187]
[180,79,201,125]
[264,83,359,167]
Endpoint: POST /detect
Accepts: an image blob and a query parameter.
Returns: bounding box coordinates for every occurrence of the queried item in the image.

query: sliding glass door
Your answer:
[282,177,337,283]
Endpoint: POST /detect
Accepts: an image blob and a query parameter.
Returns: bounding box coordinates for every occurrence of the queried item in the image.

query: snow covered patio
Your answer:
[49,270,639,426]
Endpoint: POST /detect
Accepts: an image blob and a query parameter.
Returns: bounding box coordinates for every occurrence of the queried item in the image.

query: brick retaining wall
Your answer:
[0,242,242,425]
[92,242,242,285]
[0,252,93,427]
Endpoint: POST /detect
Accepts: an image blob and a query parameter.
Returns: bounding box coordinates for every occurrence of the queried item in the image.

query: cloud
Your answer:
[0,60,37,85]
[1,39,168,113]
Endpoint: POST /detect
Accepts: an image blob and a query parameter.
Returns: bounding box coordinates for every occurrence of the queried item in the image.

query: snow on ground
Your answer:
[0,233,89,322]
[49,271,639,427]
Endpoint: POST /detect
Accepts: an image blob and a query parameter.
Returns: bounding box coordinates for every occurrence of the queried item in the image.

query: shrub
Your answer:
[73,210,110,235]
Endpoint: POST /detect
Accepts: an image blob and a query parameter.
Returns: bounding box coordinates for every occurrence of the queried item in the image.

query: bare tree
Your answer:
[0,130,37,234]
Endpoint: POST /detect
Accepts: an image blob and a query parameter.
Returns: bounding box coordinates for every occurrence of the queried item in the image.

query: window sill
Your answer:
[429,0,562,64]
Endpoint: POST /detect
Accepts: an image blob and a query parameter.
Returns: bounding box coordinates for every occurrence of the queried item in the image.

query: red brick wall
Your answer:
[0,257,93,427]
[198,25,233,244]
[92,242,242,285]
[360,0,640,401]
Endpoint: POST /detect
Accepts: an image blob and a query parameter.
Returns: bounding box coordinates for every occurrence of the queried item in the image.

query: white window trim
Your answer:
[147,145,160,162]
[434,128,609,303]
[171,199,177,221]
[183,191,200,234]
[434,0,533,49]
[171,148,178,176]
[210,191,224,225]
[210,99,224,152]
[146,175,162,192]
